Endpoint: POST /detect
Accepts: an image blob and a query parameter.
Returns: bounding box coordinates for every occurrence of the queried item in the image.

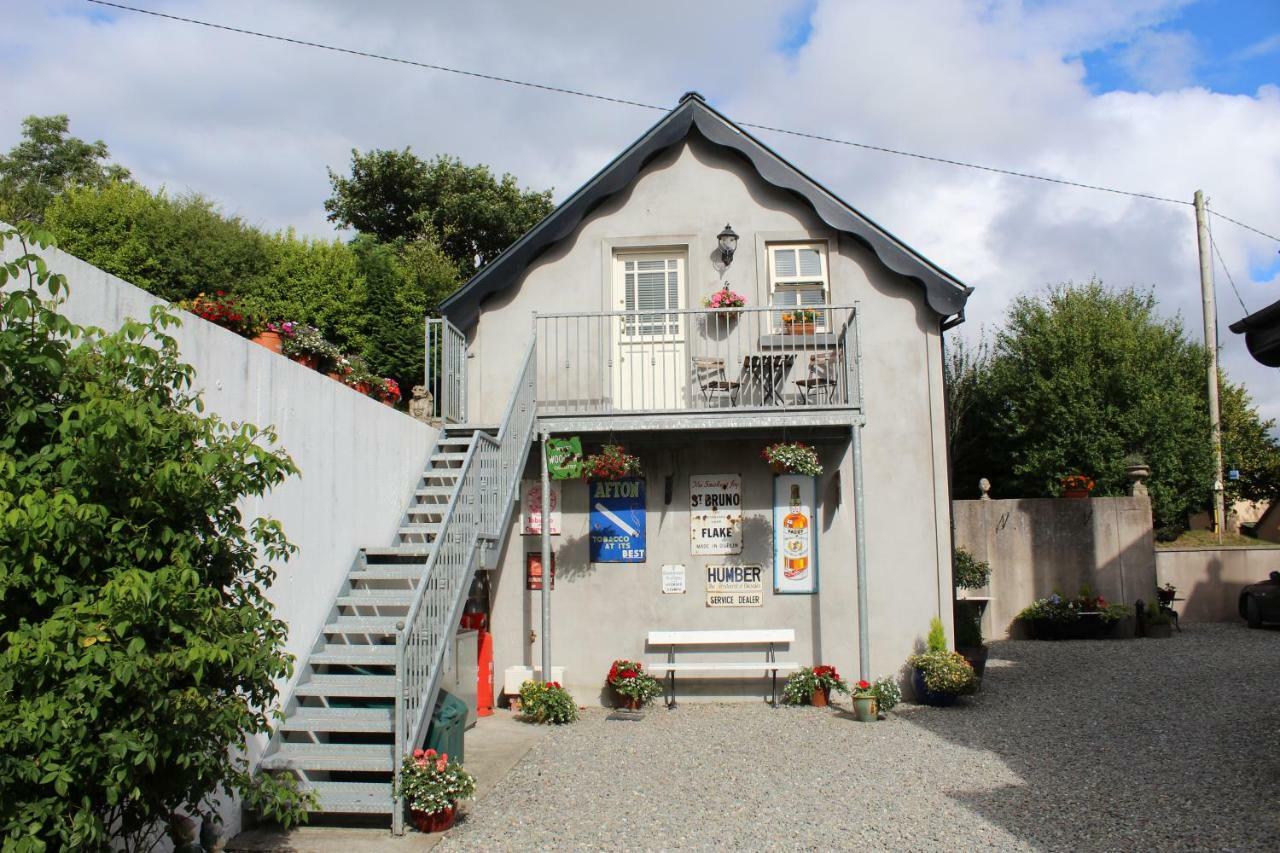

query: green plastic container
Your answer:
[423,690,468,763]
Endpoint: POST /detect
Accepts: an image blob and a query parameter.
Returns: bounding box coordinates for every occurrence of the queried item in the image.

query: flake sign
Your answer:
[706,564,763,607]
[589,478,646,563]
[690,474,742,555]
[520,479,561,535]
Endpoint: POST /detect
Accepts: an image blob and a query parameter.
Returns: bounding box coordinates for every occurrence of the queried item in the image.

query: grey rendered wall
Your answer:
[952,497,1157,638]
[1155,548,1280,622]
[4,240,436,837]
[470,136,955,699]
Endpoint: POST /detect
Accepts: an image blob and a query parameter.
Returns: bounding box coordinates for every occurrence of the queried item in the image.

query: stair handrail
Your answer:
[393,341,537,826]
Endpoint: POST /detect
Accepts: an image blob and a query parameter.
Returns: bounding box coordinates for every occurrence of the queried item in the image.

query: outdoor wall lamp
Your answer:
[717,224,739,267]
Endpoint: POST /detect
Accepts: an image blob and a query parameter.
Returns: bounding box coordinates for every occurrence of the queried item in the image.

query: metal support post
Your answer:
[851,421,871,681]
[540,431,553,682]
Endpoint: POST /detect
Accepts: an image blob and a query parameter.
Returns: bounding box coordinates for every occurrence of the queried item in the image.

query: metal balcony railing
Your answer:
[533,305,861,417]
[425,317,467,423]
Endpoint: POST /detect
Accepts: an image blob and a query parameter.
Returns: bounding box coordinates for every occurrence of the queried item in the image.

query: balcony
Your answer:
[532,305,862,432]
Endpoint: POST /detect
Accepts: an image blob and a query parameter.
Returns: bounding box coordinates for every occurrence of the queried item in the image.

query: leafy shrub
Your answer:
[926,616,948,652]
[953,548,992,589]
[909,651,976,695]
[606,659,663,706]
[0,224,310,851]
[869,676,902,713]
[518,680,578,725]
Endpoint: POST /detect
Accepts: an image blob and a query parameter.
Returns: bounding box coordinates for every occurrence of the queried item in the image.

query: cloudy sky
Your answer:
[5,0,1280,425]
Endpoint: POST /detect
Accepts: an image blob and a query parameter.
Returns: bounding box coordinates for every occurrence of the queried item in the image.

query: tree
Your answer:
[325,149,553,277]
[0,114,131,223]
[947,281,1280,536]
[0,224,310,851]
[943,333,991,499]
[1220,379,1280,506]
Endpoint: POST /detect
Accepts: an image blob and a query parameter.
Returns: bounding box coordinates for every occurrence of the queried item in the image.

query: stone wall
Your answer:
[1155,548,1280,622]
[952,497,1157,638]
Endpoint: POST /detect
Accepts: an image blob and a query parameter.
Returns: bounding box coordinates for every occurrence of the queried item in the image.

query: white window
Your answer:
[768,243,828,330]
[617,252,684,337]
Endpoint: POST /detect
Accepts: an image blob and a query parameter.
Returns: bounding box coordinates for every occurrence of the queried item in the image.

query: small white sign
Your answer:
[661,564,686,594]
[690,474,742,555]
[706,564,763,607]
[520,479,561,536]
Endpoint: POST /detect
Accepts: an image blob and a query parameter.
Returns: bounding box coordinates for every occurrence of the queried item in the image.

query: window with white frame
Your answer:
[616,252,684,336]
[768,242,828,329]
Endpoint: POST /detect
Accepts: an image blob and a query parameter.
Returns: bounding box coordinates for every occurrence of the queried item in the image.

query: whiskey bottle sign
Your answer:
[773,474,817,593]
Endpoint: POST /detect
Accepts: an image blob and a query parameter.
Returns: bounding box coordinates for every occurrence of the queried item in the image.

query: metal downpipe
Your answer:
[540,431,552,682]
[852,422,870,681]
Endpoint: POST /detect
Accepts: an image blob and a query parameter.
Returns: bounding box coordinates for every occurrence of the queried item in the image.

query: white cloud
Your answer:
[1115,29,1201,92]
[3,0,1279,426]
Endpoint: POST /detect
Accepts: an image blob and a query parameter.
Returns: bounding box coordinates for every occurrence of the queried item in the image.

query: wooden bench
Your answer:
[646,629,800,707]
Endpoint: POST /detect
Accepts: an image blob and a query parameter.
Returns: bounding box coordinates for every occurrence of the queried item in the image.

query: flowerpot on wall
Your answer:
[252,330,284,354]
[410,805,457,833]
[291,353,319,370]
[853,696,878,722]
[1063,488,1091,500]
[912,668,959,707]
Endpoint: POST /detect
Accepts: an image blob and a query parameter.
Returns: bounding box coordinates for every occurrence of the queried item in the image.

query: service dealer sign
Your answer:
[705,564,763,607]
[690,474,742,556]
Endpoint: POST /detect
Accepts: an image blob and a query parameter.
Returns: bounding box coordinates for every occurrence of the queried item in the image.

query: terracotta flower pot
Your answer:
[617,695,642,711]
[354,382,371,395]
[381,397,397,407]
[810,687,830,707]
[291,353,319,370]
[252,330,284,354]
[326,371,342,381]
[784,322,816,335]
[1063,488,1091,500]
[410,804,456,833]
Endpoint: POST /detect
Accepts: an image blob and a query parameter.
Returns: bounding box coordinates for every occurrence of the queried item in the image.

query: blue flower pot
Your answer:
[912,667,959,707]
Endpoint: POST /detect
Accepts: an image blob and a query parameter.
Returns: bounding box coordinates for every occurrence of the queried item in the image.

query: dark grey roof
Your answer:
[1229,297,1280,367]
[440,92,973,328]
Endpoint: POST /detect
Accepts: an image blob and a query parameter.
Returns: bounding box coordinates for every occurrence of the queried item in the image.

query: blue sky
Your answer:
[1082,0,1280,94]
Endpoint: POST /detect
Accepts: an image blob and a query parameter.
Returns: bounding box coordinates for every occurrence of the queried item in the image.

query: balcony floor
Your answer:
[535,405,860,434]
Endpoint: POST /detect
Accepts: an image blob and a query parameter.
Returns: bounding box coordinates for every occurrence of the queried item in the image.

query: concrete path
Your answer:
[227,710,549,852]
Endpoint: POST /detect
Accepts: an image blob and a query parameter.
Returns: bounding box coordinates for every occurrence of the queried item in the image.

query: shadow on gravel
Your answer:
[897,625,1280,851]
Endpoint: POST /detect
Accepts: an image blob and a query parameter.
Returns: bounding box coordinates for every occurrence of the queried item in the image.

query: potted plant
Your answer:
[343,355,378,396]
[908,618,975,706]
[1143,597,1174,639]
[281,324,339,371]
[781,665,848,707]
[179,291,260,338]
[781,308,819,335]
[606,659,663,710]
[1156,582,1176,606]
[397,748,476,833]
[518,680,578,724]
[868,676,901,717]
[702,284,747,317]
[1060,473,1095,499]
[379,377,402,407]
[851,680,879,722]
[953,548,992,677]
[1015,591,1133,640]
[761,441,823,476]
[581,445,642,480]
[252,320,297,354]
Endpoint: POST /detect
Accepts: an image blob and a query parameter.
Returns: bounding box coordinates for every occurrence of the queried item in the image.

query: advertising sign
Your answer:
[705,564,764,607]
[547,436,584,480]
[526,552,556,590]
[690,474,742,555]
[661,564,686,594]
[773,475,818,594]
[520,479,561,535]
[589,477,646,563]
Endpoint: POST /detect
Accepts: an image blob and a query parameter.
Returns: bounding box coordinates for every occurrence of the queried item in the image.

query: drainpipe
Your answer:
[852,420,870,681]
[540,431,552,683]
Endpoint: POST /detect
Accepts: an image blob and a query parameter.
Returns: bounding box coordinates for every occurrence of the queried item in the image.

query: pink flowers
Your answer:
[702,285,747,309]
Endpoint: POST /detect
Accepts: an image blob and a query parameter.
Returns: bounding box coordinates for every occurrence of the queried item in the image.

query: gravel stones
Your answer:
[440,624,1280,851]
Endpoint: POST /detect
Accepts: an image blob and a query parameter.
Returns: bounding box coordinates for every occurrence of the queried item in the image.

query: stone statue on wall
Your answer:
[408,385,434,423]
[979,478,991,500]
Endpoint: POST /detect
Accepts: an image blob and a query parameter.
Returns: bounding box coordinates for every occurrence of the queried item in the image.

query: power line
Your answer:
[1207,208,1250,315]
[86,0,1280,247]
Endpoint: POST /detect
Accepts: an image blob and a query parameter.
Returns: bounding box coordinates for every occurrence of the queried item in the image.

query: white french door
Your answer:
[612,251,687,410]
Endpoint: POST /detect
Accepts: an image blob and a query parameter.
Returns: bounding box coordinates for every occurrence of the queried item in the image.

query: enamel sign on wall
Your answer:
[773,475,817,594]
[690,474,742,555]
[706,564,763,607]
[589,477,646,563]
[661,564,686,594]
[520,479,561,535]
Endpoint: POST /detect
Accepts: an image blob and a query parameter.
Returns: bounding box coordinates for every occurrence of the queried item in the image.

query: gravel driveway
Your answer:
[440,624,1280,851]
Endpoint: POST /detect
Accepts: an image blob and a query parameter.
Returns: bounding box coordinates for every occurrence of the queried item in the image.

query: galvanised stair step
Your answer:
[396,523,441,537]
[304,781,394,814]
[293,674,397,698]
[308,645,396,666]
[414,486,456,498]
[279,707,393,733]
[362,546,431,560]
[430,453,470,463]
[347,565,425,581]
[335,590,416,607]
[260,743,394,773]
[323,617,402,636]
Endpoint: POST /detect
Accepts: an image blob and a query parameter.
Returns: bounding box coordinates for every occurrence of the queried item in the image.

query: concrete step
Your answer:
[306,780,393,814]
[259,743,394,773]
[293,674,397,698]
[308,644,397,666]
[279,706,393,733]
[322,617,402,636]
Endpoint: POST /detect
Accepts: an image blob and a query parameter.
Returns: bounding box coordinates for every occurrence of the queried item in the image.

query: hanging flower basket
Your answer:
[702,285,747,320]
[581,445,642,480]
[761,442,823,476]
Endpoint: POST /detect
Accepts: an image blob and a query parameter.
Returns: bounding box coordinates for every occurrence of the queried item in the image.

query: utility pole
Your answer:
[1194,190,1226,543]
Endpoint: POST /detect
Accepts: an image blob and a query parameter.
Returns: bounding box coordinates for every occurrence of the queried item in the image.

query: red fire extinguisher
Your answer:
[476,629,494,717]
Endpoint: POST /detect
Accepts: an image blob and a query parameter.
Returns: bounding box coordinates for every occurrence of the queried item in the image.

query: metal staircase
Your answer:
[258,341,536,832]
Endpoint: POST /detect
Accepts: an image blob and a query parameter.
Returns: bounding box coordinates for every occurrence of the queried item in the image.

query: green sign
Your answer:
[546,436,584,480]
